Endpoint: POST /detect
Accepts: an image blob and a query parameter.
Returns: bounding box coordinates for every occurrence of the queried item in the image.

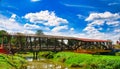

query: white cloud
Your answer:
[51,25,68,32]
[70,28,74,31]
[64,4,95,9]
[106,21,120,26]
[0,14,23,32]
[9,14,16,22]
[85,11,120,21]
[31,0,40,2]
[24,23,50,31]
[83,11,120,43]
[24,23,40,30]
[114,29,120,33]
[0,14,40,34]
[108,2,119,6]
[23,30,35,34]
[24,10,68,26]
[85,11,120,27]
[88,20,105,26]
[77,14,86,19]
[83,26,100,34]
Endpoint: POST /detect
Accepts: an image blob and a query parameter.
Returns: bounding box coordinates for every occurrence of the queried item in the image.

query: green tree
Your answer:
[36,30,44,35]
[11,32,26,46]
[0,30,8,44]
[0,30,8,35]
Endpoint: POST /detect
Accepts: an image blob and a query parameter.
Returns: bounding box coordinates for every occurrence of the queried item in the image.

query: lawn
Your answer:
[0,54,26,69]
[39,51,120,69]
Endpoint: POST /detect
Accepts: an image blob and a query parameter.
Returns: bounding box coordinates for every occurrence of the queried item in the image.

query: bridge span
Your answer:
[0,34,112,59]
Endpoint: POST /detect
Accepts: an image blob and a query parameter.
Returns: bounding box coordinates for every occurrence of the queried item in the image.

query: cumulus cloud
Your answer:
[84,26,99,34]
[83,11,120,43]
[114,29,120,33]
[0,14,23,32]
[0,14,38,34]
[70,28,74,31]
[106,21,120,26]
[31,0,40,2]
[51,25,68,32]
[85,11,120,27]
[24,10,68,26]
[85,11,120,21]
[9,14,16,22]
[23,30,35,34]
[24,23,40,30]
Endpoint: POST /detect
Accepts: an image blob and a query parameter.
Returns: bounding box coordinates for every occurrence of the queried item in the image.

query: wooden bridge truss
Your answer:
[0,34,112,53]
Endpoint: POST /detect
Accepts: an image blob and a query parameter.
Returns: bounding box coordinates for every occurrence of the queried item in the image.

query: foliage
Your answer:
[0,30,8,44]
[38,51,55,59]
[36,30,44,35]
[0,54,26,69]
[115,52,120,56]
[43,52,120,69]
[0,30,8,35]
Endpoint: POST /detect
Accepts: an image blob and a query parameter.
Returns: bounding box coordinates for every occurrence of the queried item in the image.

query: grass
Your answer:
[0,54,27,69]
[39,51,120,69]
[54,52,120,69]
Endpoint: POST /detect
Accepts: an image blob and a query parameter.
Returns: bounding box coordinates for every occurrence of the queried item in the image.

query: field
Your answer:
[0,54,26,69]
[39,51,120,69]
[1,51,120,69]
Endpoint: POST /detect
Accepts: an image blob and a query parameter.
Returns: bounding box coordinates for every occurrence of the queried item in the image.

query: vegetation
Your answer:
[35,30,44,35]
[0,30,44,45]
[0,54,26,69]
[0,30,8,44]
[38,51,55,59]
[39,51,120,69]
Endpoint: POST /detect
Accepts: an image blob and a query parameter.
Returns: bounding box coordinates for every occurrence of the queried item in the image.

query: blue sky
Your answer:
[0,0,120,43]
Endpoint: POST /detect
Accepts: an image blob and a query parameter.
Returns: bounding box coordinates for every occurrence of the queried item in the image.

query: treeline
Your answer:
[0,30,44,44]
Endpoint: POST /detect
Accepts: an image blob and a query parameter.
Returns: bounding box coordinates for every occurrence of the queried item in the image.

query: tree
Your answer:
[36,30,44,35]
[0,30,8,44]
[0,30,8,35]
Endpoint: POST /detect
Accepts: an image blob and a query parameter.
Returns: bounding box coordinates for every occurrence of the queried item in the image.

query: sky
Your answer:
[0,0,120,43]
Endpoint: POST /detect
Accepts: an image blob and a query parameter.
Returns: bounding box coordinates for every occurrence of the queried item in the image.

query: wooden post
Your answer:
[19,36,23,51]
[8,35,11,51]
[34,37,37,51]
[1,35,4,48]
[25,36,28,50]
[33,52,35,60]
[61,39,64,51]
[39,37,41,50]
[29,37,32,51]
[46,38,48,50]
[54,38,56,51]
[33,51,39,60]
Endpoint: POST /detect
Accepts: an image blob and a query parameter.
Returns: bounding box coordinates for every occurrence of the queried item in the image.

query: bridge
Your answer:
[0,34,112,59]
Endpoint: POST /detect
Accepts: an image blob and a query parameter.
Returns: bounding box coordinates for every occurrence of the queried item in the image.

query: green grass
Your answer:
[0,54,27,69]
[38,51,55,59]
[39,51,120,69]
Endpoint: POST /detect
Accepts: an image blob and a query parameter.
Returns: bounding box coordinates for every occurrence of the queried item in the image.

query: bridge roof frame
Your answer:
[3,34,111,42]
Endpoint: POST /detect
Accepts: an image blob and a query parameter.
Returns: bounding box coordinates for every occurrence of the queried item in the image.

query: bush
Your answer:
[115,52,120,56]
[0,54,26,69]
[53,52,120,69]
[38,51,55,59]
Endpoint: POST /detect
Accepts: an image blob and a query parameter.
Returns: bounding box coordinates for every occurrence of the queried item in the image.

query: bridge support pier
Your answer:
[33,51,39,60]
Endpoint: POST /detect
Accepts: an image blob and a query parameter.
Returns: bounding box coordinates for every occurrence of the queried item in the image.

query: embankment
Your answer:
[0,54,26,69]
[39,51,120,69]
